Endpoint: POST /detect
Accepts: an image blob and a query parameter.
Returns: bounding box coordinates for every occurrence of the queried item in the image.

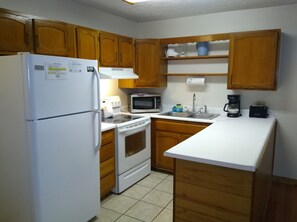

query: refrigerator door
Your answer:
[22,54,99,120]
[30,112,99,222]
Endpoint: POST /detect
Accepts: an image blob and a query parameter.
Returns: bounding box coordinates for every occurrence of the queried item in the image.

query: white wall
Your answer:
[136,5,297,180]
[0,0,137,102]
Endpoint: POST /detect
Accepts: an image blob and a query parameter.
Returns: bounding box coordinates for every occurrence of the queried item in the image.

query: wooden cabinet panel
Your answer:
[152,119,209,172]
[99,32,133,68]
[76,27,99,61]
[100,143,114,162]
[34,20,76,57]
[156,131,180,171]
[100,172,115,198]
[100,129,115,198]
[119,36,133,67]
[99,32,118,67]
[101,129,114,146]
[134,39,160,87]
[119,39,167,88]
[0,10,33,54]
[173,123,276,222]
[100,157,115,178]
[228,30,280,90]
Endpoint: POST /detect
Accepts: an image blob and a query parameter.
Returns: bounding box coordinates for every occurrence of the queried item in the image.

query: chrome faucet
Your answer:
[192,93,196,112]
[199,105,208,114]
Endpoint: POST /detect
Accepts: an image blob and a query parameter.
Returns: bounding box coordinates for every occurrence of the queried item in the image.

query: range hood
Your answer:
[99,67,139,79]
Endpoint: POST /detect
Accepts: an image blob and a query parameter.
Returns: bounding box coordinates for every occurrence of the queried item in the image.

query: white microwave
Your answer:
[129,93,162,113]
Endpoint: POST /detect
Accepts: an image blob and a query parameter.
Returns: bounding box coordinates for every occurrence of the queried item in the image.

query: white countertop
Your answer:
[163,114,276,172]
[101,122,115,132]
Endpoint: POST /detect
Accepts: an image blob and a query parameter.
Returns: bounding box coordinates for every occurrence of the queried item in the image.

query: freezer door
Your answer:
[23,54,99,119]
[30,112,100,222]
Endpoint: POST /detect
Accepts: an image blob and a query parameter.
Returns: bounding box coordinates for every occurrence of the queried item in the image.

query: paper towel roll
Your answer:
[186,77,205,86]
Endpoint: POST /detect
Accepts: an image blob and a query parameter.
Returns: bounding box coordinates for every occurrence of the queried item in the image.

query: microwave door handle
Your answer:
[118,122,150,134]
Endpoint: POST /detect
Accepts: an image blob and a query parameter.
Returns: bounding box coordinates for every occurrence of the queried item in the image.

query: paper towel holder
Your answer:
[186,77,205,86]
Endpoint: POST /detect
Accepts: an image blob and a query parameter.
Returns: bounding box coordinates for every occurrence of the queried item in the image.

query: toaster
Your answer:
[249,105,269,118]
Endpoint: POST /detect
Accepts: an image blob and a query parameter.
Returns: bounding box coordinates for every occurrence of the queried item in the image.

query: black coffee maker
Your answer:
[223,95,241,117]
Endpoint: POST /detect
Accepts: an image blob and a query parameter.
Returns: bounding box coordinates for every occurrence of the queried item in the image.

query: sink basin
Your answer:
[160,111,220,120]
[189,113,220,120]
[160,111,192,118]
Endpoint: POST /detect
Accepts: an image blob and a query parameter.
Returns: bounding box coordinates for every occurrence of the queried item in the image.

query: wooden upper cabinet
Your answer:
[0,10,33,54]
[99,32,133,67]
[33,19,76,57]
[76,27,99,61]
[134,39,167,88]
[119,36,133,67]
[228,30,280,90]
[100,32,118,66]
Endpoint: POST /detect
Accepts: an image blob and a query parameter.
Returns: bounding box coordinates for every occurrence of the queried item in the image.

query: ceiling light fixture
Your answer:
[122,0,150,5]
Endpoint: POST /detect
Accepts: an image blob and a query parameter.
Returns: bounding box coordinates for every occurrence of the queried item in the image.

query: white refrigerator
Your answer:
[0,53,101,222]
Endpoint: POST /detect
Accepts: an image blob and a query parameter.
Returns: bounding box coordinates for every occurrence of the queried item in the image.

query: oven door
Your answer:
[117,119,151,175]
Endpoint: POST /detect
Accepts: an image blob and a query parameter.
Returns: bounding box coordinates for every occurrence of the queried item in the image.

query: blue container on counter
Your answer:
[196,42,209,56]
[172,104,183,112]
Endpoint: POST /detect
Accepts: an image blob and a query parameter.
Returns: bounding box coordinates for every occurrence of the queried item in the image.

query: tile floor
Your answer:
[95,171,173,222]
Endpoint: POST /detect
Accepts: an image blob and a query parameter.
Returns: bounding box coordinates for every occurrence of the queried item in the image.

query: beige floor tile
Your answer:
[137,174,164,189]
[165,200,173,210]
[102,195,138,214]
[95,208,121,222]
[101,194,116,204]
[122,184,152,200]
[125,201,163,222]
[165,175,174,181]
[150,171,169,179]
[154,179,173,194]
[152,209,173,222]
[115,215,143,222]
[142,189,173,207]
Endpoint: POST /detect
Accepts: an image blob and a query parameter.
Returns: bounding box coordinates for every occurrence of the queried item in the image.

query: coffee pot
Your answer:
[223,95,241,117]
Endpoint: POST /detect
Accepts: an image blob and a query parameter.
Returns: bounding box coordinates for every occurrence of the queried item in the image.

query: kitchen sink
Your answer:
[160,111,193,118]
[189,113,220,120]
[160,111,220,120]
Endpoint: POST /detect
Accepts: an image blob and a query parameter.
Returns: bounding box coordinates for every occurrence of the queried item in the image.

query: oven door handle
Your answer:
[118,121,150,134]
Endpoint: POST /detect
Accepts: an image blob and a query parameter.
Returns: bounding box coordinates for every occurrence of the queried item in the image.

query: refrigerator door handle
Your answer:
[93,67,101,152]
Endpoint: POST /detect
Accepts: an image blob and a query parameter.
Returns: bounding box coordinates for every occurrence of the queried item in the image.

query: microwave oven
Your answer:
[129,93,162,113]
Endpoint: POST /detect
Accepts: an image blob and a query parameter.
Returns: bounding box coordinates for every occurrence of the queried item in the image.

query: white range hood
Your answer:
[99,67,138,79]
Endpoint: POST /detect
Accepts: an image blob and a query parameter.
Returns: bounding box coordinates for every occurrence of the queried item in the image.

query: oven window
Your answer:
[133,97,154,109]
[125,130,146,157]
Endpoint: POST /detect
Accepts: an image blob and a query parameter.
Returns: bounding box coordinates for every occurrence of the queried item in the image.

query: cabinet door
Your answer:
[228,30,280,90]
[134,39,159,87]
[0,10,33,54]
[76,27,99,61]
[100,32,118,67]
[34,20,76,57]
[155,131,181,171]
[118,36,133,67]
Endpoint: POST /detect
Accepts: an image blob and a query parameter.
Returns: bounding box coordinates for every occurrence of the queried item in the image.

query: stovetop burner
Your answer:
[102,114,143,124]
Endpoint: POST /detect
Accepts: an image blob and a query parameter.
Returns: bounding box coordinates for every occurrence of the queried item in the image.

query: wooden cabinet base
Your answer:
[173,123,276,222]
[100,172,115,198]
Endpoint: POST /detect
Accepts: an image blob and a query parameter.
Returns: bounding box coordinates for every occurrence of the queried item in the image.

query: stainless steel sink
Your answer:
[160,111,192,118]
[160,111,220,120]
[189,113,220,120]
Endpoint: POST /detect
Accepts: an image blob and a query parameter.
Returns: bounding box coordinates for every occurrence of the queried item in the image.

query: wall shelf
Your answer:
[162,55,229,60]
[162,73,228,77]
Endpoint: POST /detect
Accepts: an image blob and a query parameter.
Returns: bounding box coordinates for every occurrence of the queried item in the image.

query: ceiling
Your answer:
[74,0,297,22]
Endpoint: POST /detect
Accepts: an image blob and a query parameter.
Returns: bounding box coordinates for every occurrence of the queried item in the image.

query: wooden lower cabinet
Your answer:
[151,118,209,172]
[173,122,276,222]
[100,129,115,198]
